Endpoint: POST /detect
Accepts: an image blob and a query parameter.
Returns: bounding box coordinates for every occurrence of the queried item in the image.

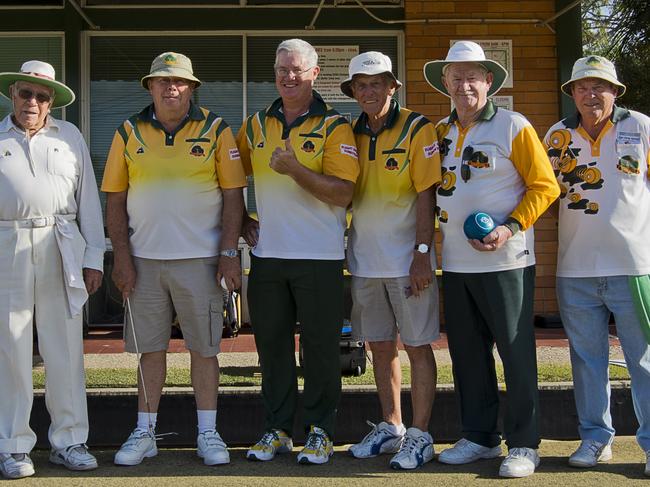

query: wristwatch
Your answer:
[219,248,238,258]
[414,243,430,254]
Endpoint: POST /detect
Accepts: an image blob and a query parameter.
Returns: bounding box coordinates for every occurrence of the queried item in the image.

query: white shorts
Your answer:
[351,275,440,346]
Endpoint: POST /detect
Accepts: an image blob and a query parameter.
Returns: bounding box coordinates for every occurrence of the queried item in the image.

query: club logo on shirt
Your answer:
[229,148,240,160]
[340,144,358,159]
[385,157,399,171]
[301,140,315,153]
[257,141,265,149]
[190,145,205,157]
[617,155,640,175]
[136,147,145,154]
[423,142,439,159]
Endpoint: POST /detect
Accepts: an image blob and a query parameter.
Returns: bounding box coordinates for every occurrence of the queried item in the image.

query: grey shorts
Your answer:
[351,275,440,346]
[124,256,224,357]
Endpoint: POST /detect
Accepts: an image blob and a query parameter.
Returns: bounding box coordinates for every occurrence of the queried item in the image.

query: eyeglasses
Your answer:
[461,145,473,183]
[274,66,314,78]
[17,88,52,104]
[152,77,190,87]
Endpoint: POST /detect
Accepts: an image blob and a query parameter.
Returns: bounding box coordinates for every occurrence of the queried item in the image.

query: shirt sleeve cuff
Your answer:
[503,217,522,236]
[83,246,105,272]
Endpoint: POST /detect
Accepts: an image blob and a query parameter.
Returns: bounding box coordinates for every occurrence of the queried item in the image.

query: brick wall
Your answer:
[406,0,561,316]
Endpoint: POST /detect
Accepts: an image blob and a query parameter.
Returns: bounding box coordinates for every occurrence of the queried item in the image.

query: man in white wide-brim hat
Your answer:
[341,51,441,470]
[0,60,105,479]
[422,41,559,478]
[543,55,650,477]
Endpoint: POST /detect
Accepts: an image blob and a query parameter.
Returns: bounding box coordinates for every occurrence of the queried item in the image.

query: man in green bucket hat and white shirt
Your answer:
[0,60,105,478]
[423,40,559,478]
[543,55,650,476]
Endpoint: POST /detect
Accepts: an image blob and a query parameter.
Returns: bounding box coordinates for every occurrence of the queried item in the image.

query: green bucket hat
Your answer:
[0,60,75,108]
[140,52,202,90]
[561,55,626,97]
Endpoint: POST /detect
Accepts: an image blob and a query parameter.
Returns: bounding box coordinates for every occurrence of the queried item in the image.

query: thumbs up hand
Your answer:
[270,137,300,176]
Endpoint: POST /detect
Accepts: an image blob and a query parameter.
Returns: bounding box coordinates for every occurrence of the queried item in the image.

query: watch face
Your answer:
[417,243,429,253]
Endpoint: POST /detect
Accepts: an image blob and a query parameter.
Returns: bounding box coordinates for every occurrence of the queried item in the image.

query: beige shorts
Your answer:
[351,275,440,346]
[124,256,223,357]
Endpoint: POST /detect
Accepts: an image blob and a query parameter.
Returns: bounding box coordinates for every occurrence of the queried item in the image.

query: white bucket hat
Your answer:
[340,51,402,98]
[141,52,202,90]
[561,55,626,97]
[423,41,508,98]
[0,60,75,108]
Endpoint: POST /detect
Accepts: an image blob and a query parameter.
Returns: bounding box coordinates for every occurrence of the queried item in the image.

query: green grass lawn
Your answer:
[32,364,631,389]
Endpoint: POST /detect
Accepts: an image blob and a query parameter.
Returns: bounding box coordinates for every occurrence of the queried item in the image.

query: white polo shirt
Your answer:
[0,115,105,271]
[545,107,650,277]
[436,101,559,273]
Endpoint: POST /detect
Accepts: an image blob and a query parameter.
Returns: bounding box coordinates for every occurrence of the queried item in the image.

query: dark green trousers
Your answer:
[247,255,343,438]
[442,266,540,449]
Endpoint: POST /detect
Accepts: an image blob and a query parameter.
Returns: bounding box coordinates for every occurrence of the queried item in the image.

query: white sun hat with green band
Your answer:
[423,40,508,98]
[141,51,202,89]
[0,60,75,108]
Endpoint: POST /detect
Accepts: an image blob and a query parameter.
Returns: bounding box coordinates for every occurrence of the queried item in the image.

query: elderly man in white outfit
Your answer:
[0,61,105,479]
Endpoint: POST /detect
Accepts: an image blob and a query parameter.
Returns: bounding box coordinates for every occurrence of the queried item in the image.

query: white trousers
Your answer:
[0,224,88,453]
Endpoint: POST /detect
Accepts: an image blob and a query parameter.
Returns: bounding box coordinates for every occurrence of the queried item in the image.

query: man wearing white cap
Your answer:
[340,51,441,470]
[0,60,105,478]
[544,55,650,476]
[102,52,246,467]
[423,41,559,477]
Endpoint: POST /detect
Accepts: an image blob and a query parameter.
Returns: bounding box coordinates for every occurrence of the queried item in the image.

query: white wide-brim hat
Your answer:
[560,55,626,97]
[0,60,75,108]
[423,40,508,98]
[340,51,402,98]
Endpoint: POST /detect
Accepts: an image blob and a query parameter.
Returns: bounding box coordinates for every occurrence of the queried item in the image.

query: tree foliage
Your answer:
[581,0,650,113]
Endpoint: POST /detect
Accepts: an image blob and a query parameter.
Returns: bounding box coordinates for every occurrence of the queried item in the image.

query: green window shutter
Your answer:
[0,35,64,120]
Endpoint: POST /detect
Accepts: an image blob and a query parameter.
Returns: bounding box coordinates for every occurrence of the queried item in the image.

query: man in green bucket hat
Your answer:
[543,54,650,477]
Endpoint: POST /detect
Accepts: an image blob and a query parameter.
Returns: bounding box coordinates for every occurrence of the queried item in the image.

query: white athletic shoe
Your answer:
[348,421,405,459]
[297,426,334,465]
[499,447,540,478]
[114,428,157,466]
[389,427,434,470]
[568,439,612,468]
[438,438,502,465]
[0,453,35,479]
[49,444,98,471]
[197,430,230,465]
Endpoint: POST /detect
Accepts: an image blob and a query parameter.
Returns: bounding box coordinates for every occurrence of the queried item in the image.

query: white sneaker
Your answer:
[568,439,612,468]
[438,438,502,465]
[389,427,434,470]
[114,428,157,466]
[499,447,540,478]
[247,430,293,461]
[0,453,35,479]
[645,450,649,477]
[49,444,98,471]
[348,421,405,459]
[197,430,230,465]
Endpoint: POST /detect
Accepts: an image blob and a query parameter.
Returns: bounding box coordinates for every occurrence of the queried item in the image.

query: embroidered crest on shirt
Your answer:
[423,142,439,159]
[301,140,315,153]
[190,145,205,157]
[136,147,144,154]
[229,148,240,160]
[385,157,398,171]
